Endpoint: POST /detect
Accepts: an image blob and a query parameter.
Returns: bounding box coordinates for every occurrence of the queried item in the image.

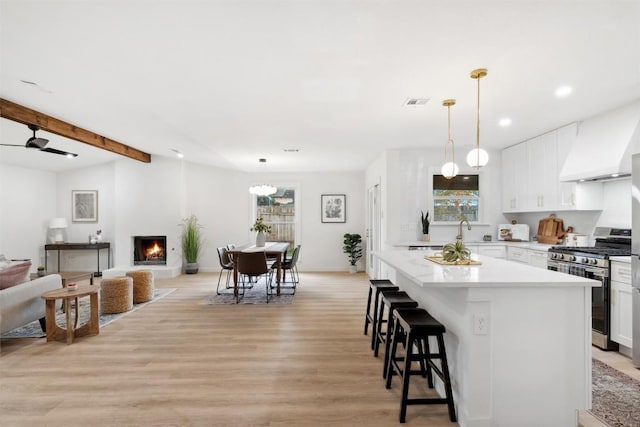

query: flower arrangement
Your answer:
[251,218,272,233]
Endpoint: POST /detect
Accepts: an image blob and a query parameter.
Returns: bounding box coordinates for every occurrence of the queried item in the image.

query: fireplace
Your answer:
[133,236,167,265]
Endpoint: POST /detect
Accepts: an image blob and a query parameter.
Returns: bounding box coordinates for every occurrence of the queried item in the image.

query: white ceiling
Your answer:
[1,0,639,173]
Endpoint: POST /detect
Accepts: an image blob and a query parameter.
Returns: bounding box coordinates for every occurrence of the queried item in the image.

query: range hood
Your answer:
[559,100,640,182]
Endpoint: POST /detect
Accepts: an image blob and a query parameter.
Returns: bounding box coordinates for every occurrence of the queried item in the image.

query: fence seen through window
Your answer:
[256,187,296,248]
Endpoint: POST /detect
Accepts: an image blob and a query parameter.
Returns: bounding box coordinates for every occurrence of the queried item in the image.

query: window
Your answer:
[433,174,479,222]
[255,187,296,247]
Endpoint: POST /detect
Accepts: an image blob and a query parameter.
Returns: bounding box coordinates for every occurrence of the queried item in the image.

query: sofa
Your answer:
[0,261,62,334]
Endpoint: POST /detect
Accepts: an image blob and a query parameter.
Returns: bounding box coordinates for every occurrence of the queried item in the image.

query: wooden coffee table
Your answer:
[31,271,94,287]
[41,284,100,345]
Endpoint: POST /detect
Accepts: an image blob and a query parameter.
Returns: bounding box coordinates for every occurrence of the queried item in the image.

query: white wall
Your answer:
[0,164,57,269]
[0,157,365,274]
[383,148,505,244]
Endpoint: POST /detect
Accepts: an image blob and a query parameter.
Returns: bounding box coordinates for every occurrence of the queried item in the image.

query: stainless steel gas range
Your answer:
[547,227,631,351]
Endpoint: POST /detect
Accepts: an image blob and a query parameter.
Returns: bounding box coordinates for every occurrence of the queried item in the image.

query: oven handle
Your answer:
[584,267,606,278]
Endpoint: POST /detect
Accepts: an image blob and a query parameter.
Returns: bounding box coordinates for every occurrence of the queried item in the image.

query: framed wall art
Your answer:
[72,190,98,222]
[321,194,346,223]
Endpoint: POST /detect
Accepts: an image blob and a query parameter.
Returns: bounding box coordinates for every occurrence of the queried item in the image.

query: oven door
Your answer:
[548,260,610,344]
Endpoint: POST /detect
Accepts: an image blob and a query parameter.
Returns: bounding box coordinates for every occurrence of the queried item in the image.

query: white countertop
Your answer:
[610,256,631,263]
[374,249,599,288]
[391,240,555,251]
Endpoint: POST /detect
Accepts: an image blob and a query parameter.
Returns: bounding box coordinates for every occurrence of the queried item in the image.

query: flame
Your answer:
[146,243,162,258]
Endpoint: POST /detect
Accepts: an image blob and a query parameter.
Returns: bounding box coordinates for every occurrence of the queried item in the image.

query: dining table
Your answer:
[226,242,290,297]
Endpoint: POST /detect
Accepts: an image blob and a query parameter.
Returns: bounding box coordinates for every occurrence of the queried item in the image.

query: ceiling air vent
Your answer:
[404,98,430,107]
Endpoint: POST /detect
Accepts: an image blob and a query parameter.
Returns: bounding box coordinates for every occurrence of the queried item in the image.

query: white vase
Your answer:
[349,265,357,274]
[256,231,266,247]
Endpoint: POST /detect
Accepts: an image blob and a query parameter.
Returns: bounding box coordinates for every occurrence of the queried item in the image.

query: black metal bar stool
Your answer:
[364,280,398,345]
[373,291,419,375]
[385,307,456,423]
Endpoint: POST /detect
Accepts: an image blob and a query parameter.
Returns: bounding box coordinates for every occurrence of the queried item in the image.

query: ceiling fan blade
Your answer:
[41,147,78,157]
[0,143,27,147]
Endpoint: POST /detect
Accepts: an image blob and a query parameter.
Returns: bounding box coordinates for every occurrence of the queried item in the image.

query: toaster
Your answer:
[498,224,530,241]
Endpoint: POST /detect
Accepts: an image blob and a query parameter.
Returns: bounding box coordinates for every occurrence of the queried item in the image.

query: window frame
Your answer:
[250,183,301,248]
[429,168,486,225]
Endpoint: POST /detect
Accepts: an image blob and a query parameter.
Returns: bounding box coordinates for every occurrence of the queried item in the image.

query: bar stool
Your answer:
[385,307,456,423]
[364,280,398,343]
[373,291,419,377]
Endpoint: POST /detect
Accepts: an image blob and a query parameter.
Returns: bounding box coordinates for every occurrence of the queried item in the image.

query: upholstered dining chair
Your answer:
[216,247,234,295]
[272,245,300,295]
[236,251,274,303]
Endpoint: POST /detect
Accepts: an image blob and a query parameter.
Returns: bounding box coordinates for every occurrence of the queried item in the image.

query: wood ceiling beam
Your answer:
[0,98,151,163]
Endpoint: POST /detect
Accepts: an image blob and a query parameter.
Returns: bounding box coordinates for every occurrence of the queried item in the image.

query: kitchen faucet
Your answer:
[457,219,471,241]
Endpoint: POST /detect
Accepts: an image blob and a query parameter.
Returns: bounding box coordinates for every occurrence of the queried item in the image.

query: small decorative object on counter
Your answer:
[37,266,46,277]
[66,282,77,291]
[421,210,430,242]
[483,234,492,242]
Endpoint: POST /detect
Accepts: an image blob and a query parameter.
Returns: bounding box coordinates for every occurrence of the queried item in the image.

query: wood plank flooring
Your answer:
[0,272,457,427]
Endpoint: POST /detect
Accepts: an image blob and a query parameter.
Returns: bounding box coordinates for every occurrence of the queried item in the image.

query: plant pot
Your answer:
[349,265,357,274]
[37,270,46,277]
[256,231,266,247]
[184,262,199,274]
[422,234,430,242]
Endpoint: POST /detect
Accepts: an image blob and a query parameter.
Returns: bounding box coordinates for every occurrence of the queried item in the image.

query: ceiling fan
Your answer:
[0,124,78,157]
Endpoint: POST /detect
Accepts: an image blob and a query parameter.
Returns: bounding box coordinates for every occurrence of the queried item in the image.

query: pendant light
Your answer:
[441,99,459,179]
[466,68,489,169]
[249,158,277,196]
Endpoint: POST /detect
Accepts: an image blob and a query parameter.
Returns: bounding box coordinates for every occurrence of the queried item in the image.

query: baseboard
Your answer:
[102,265,181,279]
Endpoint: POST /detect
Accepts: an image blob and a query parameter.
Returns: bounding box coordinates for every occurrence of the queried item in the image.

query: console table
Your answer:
[45,243,111,277]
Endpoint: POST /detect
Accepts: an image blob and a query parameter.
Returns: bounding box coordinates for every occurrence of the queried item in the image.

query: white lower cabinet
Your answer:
[610,261,633,348]
[527,250,548,269]
[507,246,528,264]
[478,245,507,259]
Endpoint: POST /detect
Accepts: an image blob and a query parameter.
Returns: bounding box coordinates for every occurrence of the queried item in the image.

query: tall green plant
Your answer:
[181,214,202,263]
[343,233,363,266]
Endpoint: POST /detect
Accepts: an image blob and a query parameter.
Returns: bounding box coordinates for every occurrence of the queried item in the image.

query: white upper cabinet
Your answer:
[502,143,528,213]
[501,123,603,213]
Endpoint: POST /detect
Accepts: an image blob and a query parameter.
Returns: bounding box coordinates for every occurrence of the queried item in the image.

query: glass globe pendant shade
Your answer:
[466,147,489,168]
[441,161,459,179]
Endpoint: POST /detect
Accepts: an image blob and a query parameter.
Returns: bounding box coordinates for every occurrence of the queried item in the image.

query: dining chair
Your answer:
[272,245,300,295]
[236,251,274,303]
[216,247,234,295]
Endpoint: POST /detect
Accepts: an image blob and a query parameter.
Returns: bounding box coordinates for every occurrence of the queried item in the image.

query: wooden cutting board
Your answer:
[537,214,565,244]
[424,255,482,266]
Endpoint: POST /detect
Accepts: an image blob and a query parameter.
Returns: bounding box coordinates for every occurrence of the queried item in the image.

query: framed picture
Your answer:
[321,194,346,223]
[72,190,98,222]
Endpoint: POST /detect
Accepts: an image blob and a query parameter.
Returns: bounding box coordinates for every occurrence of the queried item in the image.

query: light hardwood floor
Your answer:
[2,272,637,427]
[0,272,458,427]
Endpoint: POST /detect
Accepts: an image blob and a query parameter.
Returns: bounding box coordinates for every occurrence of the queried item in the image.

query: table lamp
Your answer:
[49,218,68,243]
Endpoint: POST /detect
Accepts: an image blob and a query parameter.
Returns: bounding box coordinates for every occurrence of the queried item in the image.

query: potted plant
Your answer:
[251,218,272,247]
[442,240,471,264]
[181,214,203,274]
[37,265,46,277]
[421,210,430,241]
[343,233,363,273]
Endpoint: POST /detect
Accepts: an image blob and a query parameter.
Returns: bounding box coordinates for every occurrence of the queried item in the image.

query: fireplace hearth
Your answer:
[133,236,167,265]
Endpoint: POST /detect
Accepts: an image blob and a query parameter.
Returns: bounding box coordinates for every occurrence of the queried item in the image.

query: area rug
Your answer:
[1,288,176,339]
[200,280,294,305]
[591,358,640,427]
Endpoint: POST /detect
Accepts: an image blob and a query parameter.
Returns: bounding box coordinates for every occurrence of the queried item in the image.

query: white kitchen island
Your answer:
[374,249,600,427]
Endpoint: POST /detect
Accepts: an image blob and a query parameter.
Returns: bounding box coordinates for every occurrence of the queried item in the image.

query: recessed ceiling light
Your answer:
[499,118,512,127]
[283,148,300,153]
[555,85,573,98]
[611,173,619,178]
[170,149,184,158]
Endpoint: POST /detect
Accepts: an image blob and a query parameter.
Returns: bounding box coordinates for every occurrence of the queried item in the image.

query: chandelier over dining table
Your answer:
[249,158,277,196]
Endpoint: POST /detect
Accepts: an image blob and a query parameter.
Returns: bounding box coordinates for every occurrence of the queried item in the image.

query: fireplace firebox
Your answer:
[133,236,167,265]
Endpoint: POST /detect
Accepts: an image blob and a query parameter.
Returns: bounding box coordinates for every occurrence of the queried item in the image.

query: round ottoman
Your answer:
[100,276,133,314]
[126,270,155,303]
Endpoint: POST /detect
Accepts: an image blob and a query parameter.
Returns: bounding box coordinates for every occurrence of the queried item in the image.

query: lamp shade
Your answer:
[466,148,489,168]
[49,218,68,229]
[441,162,459,179]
